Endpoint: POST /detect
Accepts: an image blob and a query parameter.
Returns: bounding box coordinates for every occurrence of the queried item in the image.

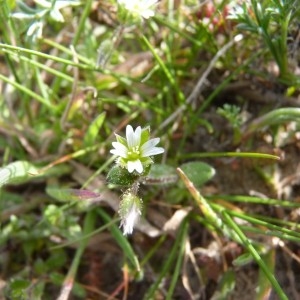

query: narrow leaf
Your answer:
[83,112,106,147]
[46,188,101,204]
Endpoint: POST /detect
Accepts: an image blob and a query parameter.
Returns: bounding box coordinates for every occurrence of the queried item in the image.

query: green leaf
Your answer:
[106,165,138,186]
[46,188,102,211]
[0,161,39,188]
[46,187,101,203]
[232,252,253,267]
[97,208,141,273]
[212,269,235,299]
[8,279,30,299]
[256,250,275,300]
[143,163,178,185]
[83,112,106,147]
[246,108,300,135]
[27,281,45,300]
[179,162,215,188]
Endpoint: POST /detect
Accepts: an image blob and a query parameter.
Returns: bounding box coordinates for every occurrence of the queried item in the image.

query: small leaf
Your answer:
[256,250,275,300]
[83,112,106,147]
[212,269,236,299]
[0,161,39,188]
[143,163,178,185]
[9,279,30,299]
[46,187,101,203]
[107,165,138,186]
[180,162,215,188]
[232,252,253,266]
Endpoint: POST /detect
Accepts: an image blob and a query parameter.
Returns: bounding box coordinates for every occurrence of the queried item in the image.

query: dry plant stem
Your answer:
[122,265,129,300]
[278,240,300,265]
[60,45,79,131]
[156,34,244,134]
[0,126,38,158]
[281,247,299,300]
[41,30,67,81]
[97,25,124,68]
[182,238,203,300]
[113,26,125,54]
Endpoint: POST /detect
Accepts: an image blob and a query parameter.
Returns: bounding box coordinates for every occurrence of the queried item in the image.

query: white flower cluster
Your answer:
[117,0,158,21]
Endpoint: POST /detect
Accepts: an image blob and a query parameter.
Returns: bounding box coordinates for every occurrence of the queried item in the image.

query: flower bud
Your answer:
[119,192,143,235]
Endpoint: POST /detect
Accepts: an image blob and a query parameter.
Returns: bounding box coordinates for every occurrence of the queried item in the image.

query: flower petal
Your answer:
[110,142,128,158]
[133,126,142,146]
[143,146,164,156]
[126,125,141,148]
[145,0,158,6]
[141,138,164,156]
[127,159,143,173]
[126,125,134,148]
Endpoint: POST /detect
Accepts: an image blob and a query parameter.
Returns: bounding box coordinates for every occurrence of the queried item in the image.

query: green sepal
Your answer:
[140,126,150,145]
[115,134,127,146]
[140,162,152,177]
[107,165,139,186]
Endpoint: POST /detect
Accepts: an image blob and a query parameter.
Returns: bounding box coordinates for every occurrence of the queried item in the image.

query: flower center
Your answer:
[127,146,140,160]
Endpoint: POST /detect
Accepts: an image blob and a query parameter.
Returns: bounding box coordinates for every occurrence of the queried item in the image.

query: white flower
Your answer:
[110,125,164,174]
[119,192,143,235]
[117,0,158,20]
[35,0,81,22]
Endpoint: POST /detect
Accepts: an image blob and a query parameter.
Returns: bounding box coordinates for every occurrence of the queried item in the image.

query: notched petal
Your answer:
[127,159,143,173]
[110,142,128,158]
[141,138,164,157]
[126,125,135,148]
[133,126,142,146]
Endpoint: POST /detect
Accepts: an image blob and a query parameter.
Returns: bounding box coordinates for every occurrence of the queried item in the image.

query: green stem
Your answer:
[278,11,291,79]
[180,152,279,160]
[141,34,185,103]
[222,211,288,300]
[244,108,300,136]
[72,0,93,46]
[57,210,96,300]
[166,220,188,300]
[0,73,54,109]
[0,43,93,70]
[145,219,188,299]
